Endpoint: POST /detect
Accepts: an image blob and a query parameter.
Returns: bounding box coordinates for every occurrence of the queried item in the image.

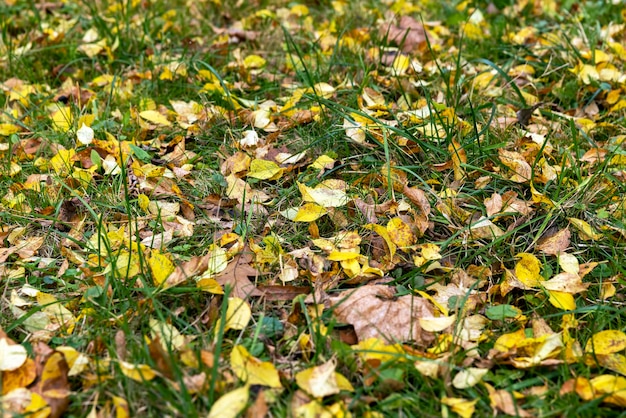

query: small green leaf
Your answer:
[90,149,102,168]
[485,304,521,321]
[129,143,151,162]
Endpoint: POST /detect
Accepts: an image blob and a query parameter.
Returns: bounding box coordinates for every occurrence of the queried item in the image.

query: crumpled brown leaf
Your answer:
[379,16,429,53]
[330,285,435,345]
[215,251,262,299]
[30,342,70,418]
[537,227,571,255]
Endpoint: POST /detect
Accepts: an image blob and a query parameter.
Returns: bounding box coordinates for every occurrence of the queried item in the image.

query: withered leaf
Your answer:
[537,227,571,255]
[402,184,431,217]
[30,343,70,418]
[215,251,262,299]
[330,285,435,345]
[380,16,429,53]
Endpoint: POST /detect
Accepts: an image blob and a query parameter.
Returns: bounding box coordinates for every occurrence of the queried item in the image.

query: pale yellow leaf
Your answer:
[230,345,282,388]
[207,386,249,418]
[139,110,171,126]
[119,360,157,381]
[225,297,251,331]
[0,338,27,371]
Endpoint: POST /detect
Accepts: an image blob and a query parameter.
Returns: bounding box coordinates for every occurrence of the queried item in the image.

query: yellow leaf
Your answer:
[293,203,327,222]
[310,154,335,170]
[343,117,366,145]
[351,338,406,362]
[138,194,150,211]
[55,346,90,376]
[514,253,543,288]
[149,251,175,285]
[327,251,360,261]
[243,54,266,69]
[585,330,626,355]
[568,217,603,240]
[139,110,171,126]
[298,181,348,208]
[51,105,73,131]
[449,140,467,181]
[149,318,186,351]
[50,148,76,176]
[0,123,20,136]
[207,386,249,418]
[547,290,576,310]
[230,345,282,388]
[558,253,579,274]
[119,361,157,381]
[197,278,224,294]
[24,392,51,417]
[387,217,415,247]
[596,353,626,376]
[441,397,478,418]
[590,375,626,407]
[225,297,251,331]
[364,223,396,260]
[112,396,130,418]
[295,359,342,398]
[494,328,527,352]
[247,159,283,180]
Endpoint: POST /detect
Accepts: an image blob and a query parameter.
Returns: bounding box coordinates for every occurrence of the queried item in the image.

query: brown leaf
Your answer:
[484,193,503,217]
[30,343,70,418]
[165,253,213,288]
[402,184,431,217]
[498,149,532,183]
[380,16,429,53]
[330,285,435,345]
[353,198,379,224]
[246,389,269,418]
[215,251,262,299]
[148,336,174,380]
[256,285,310,301]
[537,227,571,255]
[487,386,532,417]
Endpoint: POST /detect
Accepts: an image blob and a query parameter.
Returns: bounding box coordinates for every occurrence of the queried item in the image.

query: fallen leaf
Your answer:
[330,285,435,344]
[224,297,252,331]
[31,344,70,418]
[230,345,282,388]
[295,359,353,398]
[441,397,478,418]
[452,367,489,389]
[0,337,27,371]
[214,251,262,299]
[208,385,250,418]
[537,228,571,255]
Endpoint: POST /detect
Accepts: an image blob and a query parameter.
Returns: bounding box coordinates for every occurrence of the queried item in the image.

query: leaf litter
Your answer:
[1,0,626,416]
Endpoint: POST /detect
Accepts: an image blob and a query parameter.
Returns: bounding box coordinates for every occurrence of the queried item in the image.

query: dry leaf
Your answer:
[330,285,435,345]
[214,251,262,299]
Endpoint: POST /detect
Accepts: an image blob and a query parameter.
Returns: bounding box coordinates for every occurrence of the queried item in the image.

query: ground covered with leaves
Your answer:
[1,0,626,416]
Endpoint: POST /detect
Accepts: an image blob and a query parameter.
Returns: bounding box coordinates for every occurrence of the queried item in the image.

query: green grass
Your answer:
[1,0,626,417]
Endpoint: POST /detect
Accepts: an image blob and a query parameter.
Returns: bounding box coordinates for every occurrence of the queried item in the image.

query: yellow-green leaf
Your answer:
[247,159,282,180]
